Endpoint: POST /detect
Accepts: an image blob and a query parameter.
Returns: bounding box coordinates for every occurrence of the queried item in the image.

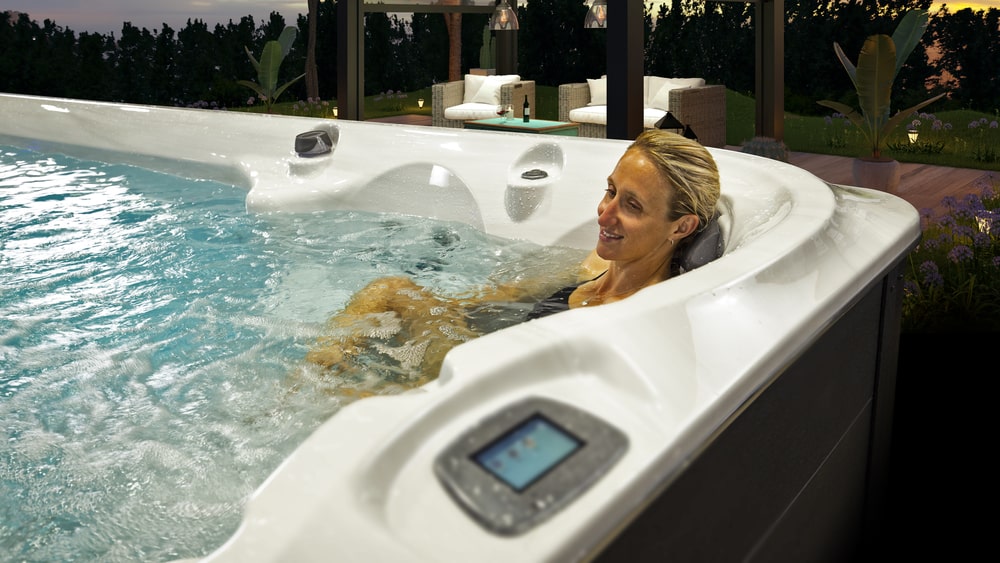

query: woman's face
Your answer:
[596,148,681,263]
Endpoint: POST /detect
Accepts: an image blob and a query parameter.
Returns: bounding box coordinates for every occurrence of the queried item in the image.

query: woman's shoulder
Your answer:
[579,250,609,281]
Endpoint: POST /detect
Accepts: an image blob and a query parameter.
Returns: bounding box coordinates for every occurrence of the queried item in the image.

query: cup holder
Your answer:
[288,124,340,177]
[505,142,565,222]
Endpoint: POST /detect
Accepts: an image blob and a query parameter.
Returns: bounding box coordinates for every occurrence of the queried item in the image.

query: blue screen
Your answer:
[472,414,583,492]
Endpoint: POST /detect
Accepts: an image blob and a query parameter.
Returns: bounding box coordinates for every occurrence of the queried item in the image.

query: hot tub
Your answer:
[0,93,919,561]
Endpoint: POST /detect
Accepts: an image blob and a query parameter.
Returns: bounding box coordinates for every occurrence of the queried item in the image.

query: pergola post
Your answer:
[336,0,364,121]
[605,0,644,140]
[496,1,518,76]
[755,0,784,140]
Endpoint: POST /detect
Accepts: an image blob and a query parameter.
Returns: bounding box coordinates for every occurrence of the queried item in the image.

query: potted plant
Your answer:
[818,9,946,192]
[470,25,496,76]
[740,136,790,162]
[238,26,305,114]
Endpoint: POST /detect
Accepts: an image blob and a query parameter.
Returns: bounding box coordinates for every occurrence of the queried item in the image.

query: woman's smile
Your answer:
[599,228,623,242]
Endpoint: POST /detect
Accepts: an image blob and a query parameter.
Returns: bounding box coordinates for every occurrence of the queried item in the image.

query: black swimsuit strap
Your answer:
[525,271,606,320]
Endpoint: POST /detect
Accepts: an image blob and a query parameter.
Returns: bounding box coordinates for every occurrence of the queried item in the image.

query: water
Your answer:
[0,146,587,562]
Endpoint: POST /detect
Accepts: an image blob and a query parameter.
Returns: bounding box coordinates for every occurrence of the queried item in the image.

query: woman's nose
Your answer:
[598,200,617,225]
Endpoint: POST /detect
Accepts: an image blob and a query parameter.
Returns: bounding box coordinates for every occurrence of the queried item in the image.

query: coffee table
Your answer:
[464,118,579,136]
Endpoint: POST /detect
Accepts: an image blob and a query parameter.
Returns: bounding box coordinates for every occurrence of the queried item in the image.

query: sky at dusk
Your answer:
[4,1,999,36]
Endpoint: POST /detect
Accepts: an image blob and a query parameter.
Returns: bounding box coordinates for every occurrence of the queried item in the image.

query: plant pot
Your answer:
[852,157,901,193]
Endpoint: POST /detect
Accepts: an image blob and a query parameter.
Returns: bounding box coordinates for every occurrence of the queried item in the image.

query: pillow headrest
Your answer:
[677,210,724,274]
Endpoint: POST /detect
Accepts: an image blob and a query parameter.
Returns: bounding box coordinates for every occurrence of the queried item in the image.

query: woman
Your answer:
[303,130,721,393]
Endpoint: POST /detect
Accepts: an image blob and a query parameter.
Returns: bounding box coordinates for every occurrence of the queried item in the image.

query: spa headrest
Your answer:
[677,210,724,274]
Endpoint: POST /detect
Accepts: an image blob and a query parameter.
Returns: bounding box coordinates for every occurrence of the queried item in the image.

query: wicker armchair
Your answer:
[558,82,727,147]
[432,78,536,128]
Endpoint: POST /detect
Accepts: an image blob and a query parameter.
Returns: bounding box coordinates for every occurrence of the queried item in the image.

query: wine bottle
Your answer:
[523,95,530,123]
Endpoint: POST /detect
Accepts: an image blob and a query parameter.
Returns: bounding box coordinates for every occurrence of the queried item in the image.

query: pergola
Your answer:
[336,0,784,141]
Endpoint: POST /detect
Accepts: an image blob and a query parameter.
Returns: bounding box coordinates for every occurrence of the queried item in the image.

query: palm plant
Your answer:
[238,26,305,114]
[818,10,946,160]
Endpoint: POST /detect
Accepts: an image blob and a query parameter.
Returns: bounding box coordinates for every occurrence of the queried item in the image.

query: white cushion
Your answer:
[569,105,608,125]
[567,106,667,129]
[444,103,502,121]
[463,74,520,105]
[587,76,607,106]
[648,78,706,111]
[643,107,668,128]
[644,76,666,105]
[642,75,663,106]
[667,77,706,88]
[648,84,674,111]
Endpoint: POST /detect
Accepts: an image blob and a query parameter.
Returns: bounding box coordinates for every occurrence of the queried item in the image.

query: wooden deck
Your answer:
[786,150,996,217]
[367,115,997,217]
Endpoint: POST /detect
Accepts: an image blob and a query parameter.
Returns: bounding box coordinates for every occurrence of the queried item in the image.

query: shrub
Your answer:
[902,174,1000,333]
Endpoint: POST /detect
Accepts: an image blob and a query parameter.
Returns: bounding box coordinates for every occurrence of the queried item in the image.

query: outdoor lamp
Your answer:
[585,0,608,29]
[418,98,425,108]
[490,0,519,31]
[907,128,919,143]
[654,111,684,134]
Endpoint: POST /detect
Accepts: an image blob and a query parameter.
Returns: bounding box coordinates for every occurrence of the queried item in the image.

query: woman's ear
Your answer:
[673,214,700,240]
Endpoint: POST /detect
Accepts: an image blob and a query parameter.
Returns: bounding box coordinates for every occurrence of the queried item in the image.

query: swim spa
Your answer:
[0,94,920,562]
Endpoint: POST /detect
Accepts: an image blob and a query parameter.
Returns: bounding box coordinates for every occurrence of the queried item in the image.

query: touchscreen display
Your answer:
[472,414,583,492]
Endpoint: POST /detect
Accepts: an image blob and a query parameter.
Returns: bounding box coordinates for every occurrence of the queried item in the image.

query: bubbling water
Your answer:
[0,146,588,562]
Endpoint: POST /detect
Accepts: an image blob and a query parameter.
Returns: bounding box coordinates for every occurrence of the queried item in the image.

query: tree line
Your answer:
[1,1,997,116]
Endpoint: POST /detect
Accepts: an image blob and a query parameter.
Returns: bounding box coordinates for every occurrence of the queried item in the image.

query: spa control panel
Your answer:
[434,397,628,535]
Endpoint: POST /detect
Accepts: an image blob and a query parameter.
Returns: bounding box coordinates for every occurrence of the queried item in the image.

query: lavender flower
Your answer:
[904,181,1000,332]
[947,245,973,263]
[951,224,974,239]
[918,260,944,287]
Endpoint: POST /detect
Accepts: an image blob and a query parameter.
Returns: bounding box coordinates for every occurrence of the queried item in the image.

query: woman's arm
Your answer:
[304,276,477,374]
[305,248,602,373]
[467,252,604,303]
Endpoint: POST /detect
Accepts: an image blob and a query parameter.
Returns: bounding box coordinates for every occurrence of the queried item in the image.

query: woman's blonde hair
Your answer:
[627,129,721,230]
